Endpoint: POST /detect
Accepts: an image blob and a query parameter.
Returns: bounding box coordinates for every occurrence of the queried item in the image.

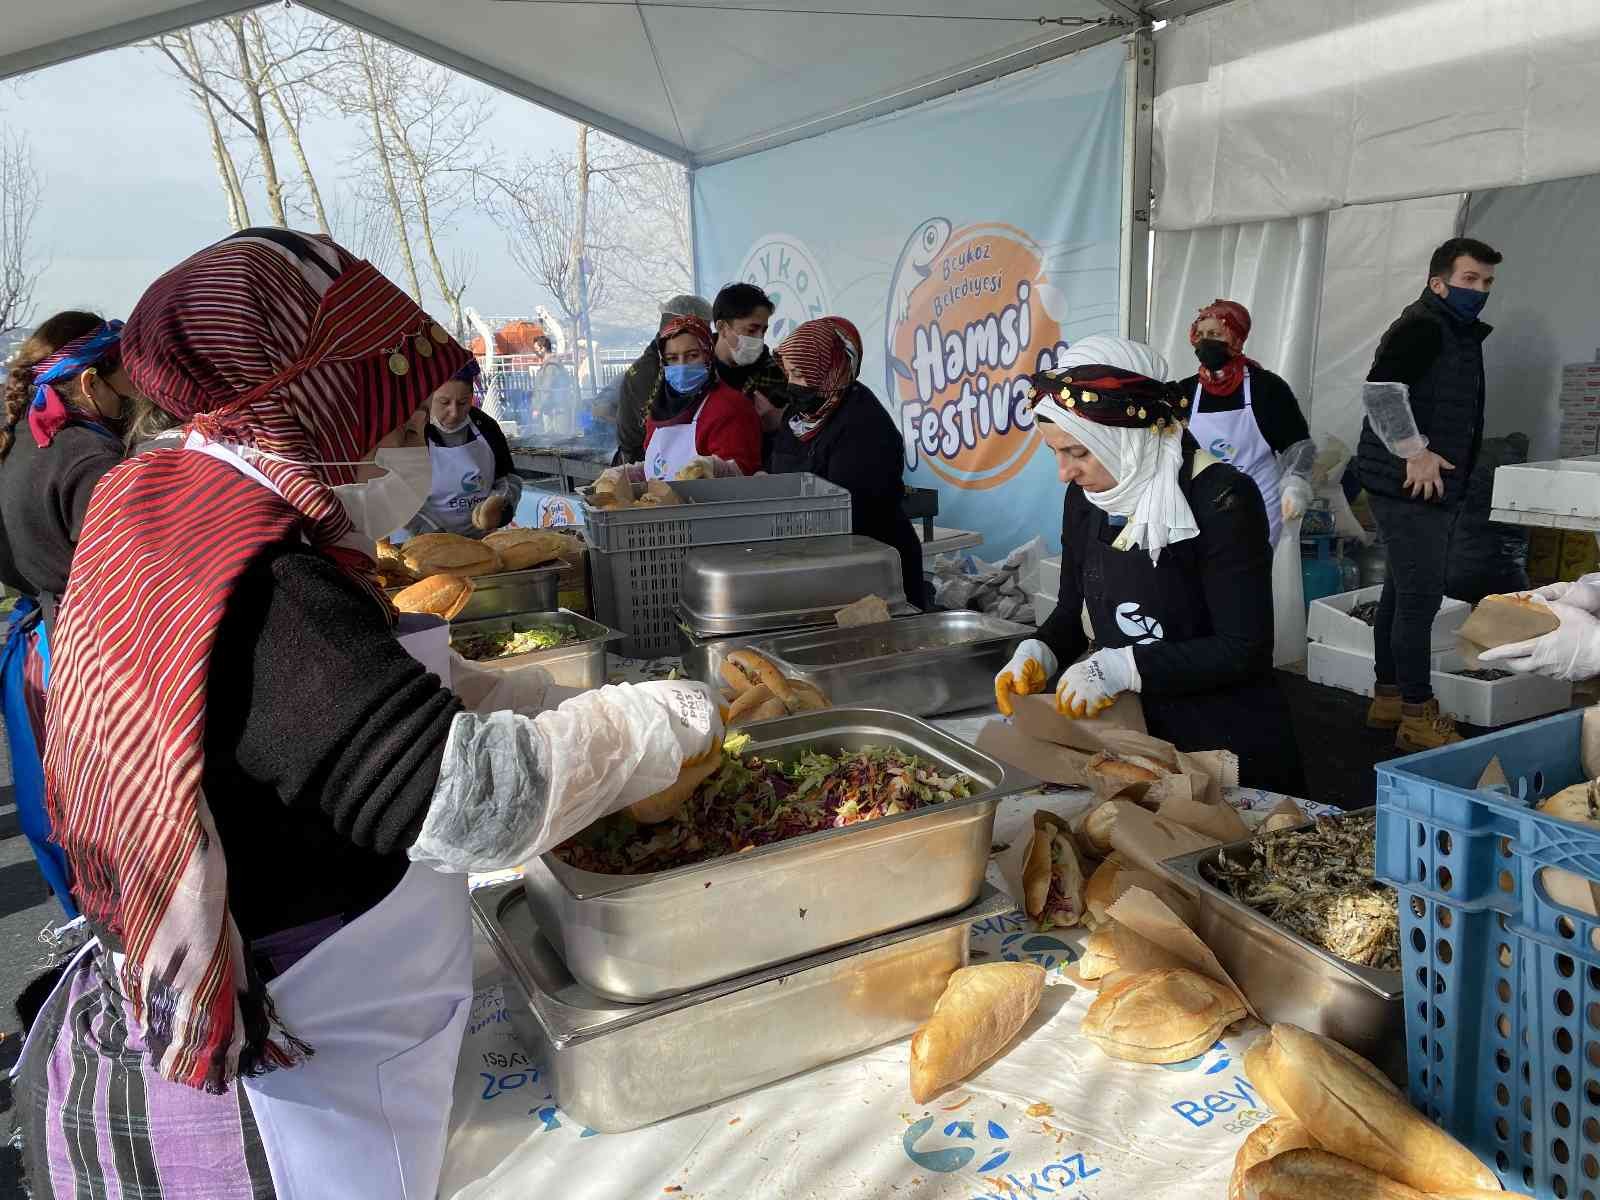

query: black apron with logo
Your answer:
[1073,458,1303,795]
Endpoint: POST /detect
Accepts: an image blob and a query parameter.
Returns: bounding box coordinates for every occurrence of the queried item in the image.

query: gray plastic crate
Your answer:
[582,473,850,554]
[590,544,689,658]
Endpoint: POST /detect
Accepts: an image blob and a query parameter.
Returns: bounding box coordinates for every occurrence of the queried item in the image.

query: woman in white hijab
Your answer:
[994,335,1304,795]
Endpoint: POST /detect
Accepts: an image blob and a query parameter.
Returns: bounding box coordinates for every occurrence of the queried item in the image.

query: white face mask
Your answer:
[728,332,765,367]
[331,447,434,542]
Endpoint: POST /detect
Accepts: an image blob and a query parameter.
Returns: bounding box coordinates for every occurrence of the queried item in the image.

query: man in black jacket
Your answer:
[1357,236,1502,751]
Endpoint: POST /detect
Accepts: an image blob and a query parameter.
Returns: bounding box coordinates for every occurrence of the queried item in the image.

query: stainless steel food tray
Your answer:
[474,880,1012,1133]
[760,611,1030,717]
[678,536,912,637]
[1165,811,1405,1074]
[449,609,621,686]
[524,707,1033,1002]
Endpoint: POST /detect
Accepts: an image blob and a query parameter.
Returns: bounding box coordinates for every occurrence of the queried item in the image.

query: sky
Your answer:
[0,22,637,342]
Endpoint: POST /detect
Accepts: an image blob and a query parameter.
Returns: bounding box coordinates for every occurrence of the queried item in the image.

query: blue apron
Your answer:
[1,595,75,916]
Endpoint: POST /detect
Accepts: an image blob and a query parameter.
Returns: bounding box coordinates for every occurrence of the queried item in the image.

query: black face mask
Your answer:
[1194,339,1233,371]
[771,380,828,416]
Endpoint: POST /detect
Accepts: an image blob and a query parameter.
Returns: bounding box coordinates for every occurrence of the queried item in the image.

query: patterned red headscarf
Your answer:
[775,316,863,441]
[1188,298,1257,398]
[43,230,469,1092]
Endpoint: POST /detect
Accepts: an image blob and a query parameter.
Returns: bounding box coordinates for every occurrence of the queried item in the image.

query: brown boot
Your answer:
[1366,684,1402,730]
[1396,698,1463,752]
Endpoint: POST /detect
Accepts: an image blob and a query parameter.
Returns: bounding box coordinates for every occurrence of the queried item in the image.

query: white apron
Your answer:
[645,402,703,481]
[168,438,475,1199]
[1189,371,1284,546]
[417,423,498,536]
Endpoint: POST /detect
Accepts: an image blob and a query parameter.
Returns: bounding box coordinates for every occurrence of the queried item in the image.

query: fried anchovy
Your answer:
[1202,811,1399,971]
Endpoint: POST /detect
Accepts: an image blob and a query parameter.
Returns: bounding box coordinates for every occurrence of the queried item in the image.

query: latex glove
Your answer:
[408,680,723,872]
[1478,601,1600,682]
[1528,573,1600,614]
[1280,475,1312,521]
[995,638,1059,716]
[471,494,510,531]
[676,455,742,481]
[1055,647,1140,719]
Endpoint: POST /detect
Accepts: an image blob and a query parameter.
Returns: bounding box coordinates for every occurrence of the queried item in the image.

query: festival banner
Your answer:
[693,42,1127,556]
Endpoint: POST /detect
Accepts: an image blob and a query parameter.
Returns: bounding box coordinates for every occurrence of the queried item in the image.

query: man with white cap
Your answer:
[993,334,1304,795]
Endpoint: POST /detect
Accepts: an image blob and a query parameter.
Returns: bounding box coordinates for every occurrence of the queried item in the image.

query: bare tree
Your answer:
[0,133,44,334]
[246,11,339,236]
[151,28,251,229]
[337,31,424,301]
[599,151,693,312]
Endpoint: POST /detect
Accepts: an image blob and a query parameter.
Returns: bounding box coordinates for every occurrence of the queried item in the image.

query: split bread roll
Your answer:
[1243,1024,1498,1194]
[481,528,570,571]
[401,532,502,578]
[393,574,474,621]
[1079,798,1218,865]
[1023,811,1088,930]
[1085,750,1172,786]
[1080,967,1245,1063]
[1538,780,1600,827]
[626,752,723,824]
[908,962,1044,1103]
[635,480,683,506]
[1242,1149,1430,1200]
[1084,858,1198,928]
[1076,920,1189,982]
[1228,1119,1316,1200]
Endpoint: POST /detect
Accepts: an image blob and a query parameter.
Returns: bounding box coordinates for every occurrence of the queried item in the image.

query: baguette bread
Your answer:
[393,574,474,621]
[1242,1148,1429,1200]
[626,752,723,824]
[908,963,1044,1103]
[401,532,502,578]
[1076,920,1188,982]
[725,650,795,710]
[1083,858,1198,928]
[1080,967,1245,1063]
[1085,751,1171,786]
[1228,1119,1316,1200]
[1080,800,1139,857]
[1023,811,1088,931]
[1244,1024,1497,1194]
[727,684,776,725]
[481,528,570,571]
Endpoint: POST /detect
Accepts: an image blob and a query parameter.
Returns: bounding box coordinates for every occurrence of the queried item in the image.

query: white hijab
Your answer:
[1031,334,1199,564]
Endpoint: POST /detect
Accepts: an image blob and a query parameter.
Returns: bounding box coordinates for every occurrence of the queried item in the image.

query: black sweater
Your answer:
[203,541,460,940]
[767,382,928,609]
[1174,366,1310,454]
[0,421,123,600]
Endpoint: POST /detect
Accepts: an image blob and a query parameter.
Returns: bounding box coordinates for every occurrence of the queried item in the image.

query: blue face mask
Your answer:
[664,362,710,394]
[1440,284,1489,323]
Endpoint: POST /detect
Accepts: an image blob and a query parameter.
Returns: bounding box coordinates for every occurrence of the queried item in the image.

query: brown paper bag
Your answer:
[976,722,1091,787]
[1157,795,1250,844]
[1105,886,1257,1018]
[1458,594,1560,666]
[1096,801,1219,889]
[1009,692,1147,748]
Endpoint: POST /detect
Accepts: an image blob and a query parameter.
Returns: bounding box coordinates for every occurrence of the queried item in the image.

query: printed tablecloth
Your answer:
[440,667,1323,1200]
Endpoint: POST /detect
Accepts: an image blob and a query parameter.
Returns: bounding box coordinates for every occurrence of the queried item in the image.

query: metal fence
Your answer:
[478,350,636,441]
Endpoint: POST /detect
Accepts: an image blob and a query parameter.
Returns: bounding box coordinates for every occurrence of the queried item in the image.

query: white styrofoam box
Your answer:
[1430,651,1572,727]
[1308,643,1573,727]
[1039,555,1061,599]
[1032,590,1056,628]
[1492,458,1600,530]
[1307,585,1469,657]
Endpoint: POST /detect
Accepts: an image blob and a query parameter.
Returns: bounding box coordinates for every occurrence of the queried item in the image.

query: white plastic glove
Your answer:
[995,638,1059,716]
[1362,382,1428,459]
[1527,573,1600,614]
[1280,475,1312,521]
[408,680,723,872]
[676,455,742,481]
[1478,601,1600,682]
[1056,647,1141,719]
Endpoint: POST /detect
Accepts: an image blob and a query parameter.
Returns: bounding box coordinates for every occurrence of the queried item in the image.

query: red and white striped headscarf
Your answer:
[775,316,863,441]
[43,230,470,1092]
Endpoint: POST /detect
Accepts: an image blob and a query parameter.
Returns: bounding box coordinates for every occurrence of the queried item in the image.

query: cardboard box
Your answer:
[1306,585,1469,657]
[1308,642,1571,727]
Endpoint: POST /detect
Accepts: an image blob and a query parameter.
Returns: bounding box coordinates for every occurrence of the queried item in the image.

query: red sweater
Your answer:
[644,382,763,477]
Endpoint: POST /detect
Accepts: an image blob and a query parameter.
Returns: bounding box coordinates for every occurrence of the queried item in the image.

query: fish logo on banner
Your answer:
[739,234,831,345]
[903,1115,1013,1173]
[884,220,1073,492]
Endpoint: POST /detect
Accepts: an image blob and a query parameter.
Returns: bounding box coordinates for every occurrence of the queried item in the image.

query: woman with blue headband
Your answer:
[0,310,133,917]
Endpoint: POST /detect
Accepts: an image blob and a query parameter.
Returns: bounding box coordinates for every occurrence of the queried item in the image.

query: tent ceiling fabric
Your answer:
[2,0,1130,165]
[1153,0,1600,232]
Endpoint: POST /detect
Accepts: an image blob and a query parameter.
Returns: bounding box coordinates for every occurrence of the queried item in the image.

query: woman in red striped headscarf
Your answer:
[767,315,928,608]
[17,228,720,1199]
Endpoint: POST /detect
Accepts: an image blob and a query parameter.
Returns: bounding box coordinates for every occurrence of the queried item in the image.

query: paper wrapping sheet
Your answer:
[444,772,1334,1200]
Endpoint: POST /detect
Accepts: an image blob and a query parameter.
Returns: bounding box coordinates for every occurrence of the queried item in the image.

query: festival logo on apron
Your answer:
[1114,602,1165,644]
[1208,437,1237,464]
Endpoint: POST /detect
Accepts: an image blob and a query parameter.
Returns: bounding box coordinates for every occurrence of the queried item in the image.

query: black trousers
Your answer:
[1368,494,1464,704]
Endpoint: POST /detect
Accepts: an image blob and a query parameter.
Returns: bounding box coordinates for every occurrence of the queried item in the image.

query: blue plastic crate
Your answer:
[1376,709,1600,1200]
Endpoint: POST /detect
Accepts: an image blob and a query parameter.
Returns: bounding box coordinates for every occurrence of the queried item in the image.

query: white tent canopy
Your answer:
[0,0,1218,167]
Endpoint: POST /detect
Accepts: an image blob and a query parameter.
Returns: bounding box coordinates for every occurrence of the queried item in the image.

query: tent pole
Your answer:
[1119,27,1155,342]
[687,167,702,299]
